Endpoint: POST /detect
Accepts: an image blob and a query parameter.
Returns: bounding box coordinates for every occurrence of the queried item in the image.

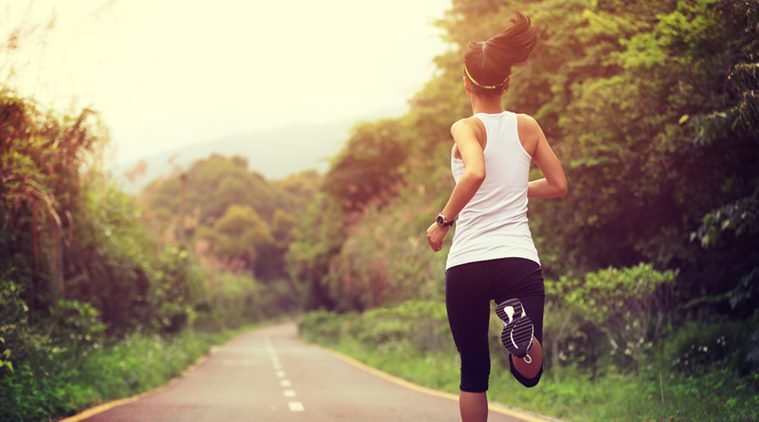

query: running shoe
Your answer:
[495,298,534,358]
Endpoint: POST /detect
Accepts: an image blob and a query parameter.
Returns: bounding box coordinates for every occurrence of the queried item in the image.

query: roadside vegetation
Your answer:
[0,86,301,420]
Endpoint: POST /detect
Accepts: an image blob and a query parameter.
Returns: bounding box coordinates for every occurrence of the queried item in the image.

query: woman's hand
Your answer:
[426,222,450,252]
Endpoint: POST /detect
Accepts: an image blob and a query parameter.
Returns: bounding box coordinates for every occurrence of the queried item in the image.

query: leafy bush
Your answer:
[660,314,759,379]
[299,300,453,355]
[562,264,677,371]
[192,272,294,331]
[299,310,350,343]
[540,300,598,373]
[47,300,106,356]
[0,279,29,373]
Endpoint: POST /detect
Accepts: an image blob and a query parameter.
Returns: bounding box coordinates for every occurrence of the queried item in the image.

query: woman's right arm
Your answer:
[521,115,568,199]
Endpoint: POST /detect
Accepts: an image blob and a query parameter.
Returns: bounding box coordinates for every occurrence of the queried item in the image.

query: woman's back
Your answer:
[446,111,539,270]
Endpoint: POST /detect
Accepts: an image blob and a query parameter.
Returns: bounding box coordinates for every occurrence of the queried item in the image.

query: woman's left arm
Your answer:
[427,118,486,252]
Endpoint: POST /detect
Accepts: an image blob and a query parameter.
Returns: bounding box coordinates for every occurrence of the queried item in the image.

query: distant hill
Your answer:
[113,109,403,193]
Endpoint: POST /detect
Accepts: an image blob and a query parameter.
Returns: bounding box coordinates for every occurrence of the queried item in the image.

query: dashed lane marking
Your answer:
[288,401,305,412]
[269,336,305,414]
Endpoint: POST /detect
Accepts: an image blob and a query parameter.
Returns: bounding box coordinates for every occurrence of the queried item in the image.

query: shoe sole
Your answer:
[496,298,534,358]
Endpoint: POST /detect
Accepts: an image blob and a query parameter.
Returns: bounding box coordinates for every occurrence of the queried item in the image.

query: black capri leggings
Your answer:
[445,257,545,392]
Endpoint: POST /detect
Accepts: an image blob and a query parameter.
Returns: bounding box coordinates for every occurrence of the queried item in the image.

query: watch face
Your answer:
[436,215,445,225]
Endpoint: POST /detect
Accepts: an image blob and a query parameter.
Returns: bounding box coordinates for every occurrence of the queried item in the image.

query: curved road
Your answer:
[78,323,538,421]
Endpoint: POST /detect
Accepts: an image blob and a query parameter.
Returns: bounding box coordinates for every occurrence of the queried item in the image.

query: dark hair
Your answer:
[464,11,537,96]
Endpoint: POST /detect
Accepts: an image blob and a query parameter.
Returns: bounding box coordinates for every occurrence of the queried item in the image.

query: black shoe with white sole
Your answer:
[495,298,534,358]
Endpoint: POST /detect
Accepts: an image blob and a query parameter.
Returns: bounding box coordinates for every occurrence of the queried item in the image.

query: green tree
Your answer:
[323,119,407,215]
[209,205,273,272]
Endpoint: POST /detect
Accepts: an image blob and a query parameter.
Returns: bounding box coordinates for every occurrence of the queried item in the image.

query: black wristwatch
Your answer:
[436,213,455,228]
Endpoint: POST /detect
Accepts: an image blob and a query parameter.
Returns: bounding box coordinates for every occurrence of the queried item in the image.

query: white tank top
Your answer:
[445,111,540,270]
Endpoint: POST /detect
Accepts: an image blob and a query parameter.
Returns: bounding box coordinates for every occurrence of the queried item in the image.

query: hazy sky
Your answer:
[5,0,450,164]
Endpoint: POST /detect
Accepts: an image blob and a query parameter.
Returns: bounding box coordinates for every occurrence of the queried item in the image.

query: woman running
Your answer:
[426,11,567,422]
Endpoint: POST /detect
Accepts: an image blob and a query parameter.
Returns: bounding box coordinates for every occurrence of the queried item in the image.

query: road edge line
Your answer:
[59,351,209,422]
[316,345,550,422]
[57,326,251,422]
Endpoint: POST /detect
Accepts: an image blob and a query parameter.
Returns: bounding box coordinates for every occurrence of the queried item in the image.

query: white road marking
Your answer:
[288,401,305,412]
[267,338,303,412]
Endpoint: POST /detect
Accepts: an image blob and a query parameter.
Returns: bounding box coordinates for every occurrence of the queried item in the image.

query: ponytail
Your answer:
[464,11,537,94]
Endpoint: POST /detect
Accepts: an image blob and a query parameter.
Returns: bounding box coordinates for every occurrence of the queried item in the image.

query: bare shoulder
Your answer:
[516,113,541,135]
[451,117,486,148]
[450,117,480,135]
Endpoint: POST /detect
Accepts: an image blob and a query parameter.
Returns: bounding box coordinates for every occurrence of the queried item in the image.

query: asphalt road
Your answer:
[81,322,534,421]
